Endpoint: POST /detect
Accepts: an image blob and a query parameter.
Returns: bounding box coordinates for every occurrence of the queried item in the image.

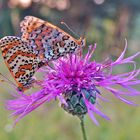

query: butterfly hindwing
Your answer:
[0,36,39,91]
[20,16,86,62]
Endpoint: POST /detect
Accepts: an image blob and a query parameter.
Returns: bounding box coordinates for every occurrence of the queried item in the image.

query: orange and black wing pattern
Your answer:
[0,36,39,91]
[20,16,86,61]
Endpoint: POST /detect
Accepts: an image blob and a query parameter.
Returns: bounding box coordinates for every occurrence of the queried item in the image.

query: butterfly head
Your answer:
[78,37,86,48]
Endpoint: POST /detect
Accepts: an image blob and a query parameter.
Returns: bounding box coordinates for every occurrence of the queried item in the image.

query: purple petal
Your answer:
[88,109,99,126]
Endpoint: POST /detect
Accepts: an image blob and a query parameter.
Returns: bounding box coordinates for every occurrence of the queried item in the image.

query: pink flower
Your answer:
[6,40,140,125]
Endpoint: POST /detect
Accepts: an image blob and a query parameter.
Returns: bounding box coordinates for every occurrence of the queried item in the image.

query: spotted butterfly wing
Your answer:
[0,36,39,91]
[20,16,86,62]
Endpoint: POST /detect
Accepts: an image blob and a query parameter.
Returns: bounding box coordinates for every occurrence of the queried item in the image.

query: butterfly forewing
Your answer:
[0,36,39,91]
[20,16,86,62]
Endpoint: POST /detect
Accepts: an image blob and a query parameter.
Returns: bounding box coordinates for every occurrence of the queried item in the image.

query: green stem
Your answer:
[80,119,87,140]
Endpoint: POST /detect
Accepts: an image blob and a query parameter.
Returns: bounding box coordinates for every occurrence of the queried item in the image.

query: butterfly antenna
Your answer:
[61,21,79,38]
[0,73,17,88]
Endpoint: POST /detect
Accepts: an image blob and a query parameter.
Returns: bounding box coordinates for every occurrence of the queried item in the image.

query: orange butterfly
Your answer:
[0,16,86,92]
[20,16,86,61]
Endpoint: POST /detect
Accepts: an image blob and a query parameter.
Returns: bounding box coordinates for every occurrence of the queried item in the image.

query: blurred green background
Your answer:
[0,0,140,140]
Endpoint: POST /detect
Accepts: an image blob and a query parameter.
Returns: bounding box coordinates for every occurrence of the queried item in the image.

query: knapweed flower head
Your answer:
[6,40,140,125]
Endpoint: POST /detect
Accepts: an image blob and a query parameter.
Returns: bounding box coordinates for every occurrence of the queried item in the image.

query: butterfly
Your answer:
[0,16,86,92]
[20,16,86,61]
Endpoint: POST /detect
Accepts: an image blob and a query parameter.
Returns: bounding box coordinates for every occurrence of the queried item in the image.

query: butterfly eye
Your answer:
[77,37,86,48]
[81,38,86,48]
